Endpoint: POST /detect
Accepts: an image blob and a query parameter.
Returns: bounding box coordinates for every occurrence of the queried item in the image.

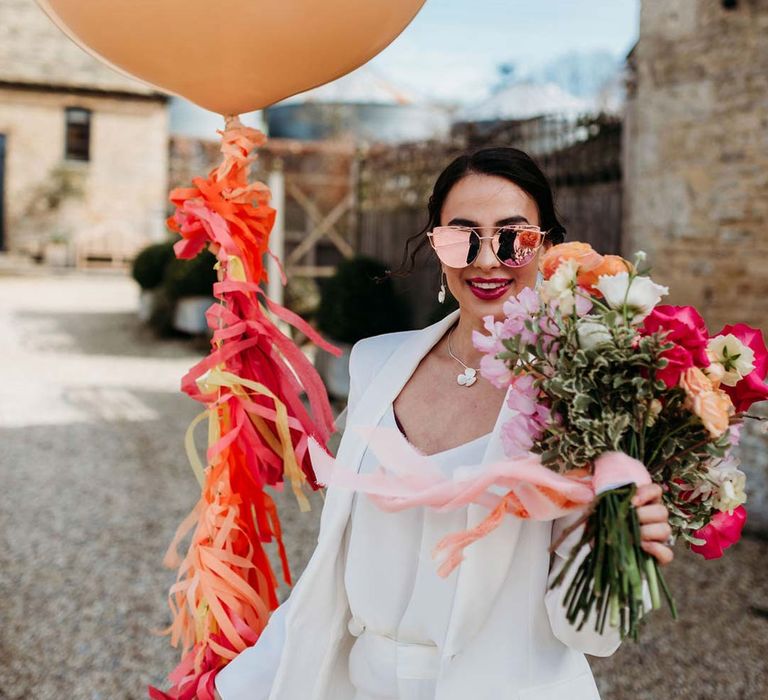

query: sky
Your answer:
[367,0,640,102]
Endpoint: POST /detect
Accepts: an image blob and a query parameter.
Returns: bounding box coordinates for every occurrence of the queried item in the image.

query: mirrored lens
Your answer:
[494,226,543,267]
[430,226,476,268]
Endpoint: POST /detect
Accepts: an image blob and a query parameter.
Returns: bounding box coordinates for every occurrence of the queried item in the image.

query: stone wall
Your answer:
[624,0,768,532]
[0,87,169,261]
[624,0,768,329]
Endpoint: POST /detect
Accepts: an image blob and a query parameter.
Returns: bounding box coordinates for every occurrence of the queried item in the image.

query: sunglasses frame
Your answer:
[427,224,550,269]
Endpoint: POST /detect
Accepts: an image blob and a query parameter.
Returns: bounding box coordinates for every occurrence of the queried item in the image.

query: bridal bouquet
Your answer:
[475,242,768,640]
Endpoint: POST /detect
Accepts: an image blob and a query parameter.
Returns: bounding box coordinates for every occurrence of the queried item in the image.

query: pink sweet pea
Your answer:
[714,323,768,412]
[499,374,550,457]
[473,315,506,355]
[479,354,513,389]
[641,305,710,387]
[689,505,747,560]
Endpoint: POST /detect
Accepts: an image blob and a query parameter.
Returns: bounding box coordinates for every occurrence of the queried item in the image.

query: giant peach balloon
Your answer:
[37,0,426,115]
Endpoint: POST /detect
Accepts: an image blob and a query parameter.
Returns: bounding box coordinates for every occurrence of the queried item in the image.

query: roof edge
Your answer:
[0,79,170,103]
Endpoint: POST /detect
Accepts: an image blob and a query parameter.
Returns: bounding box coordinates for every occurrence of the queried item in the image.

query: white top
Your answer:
[344,403,491,700]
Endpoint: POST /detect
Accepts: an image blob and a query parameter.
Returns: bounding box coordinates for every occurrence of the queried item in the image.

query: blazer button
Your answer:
[347,616,365,637]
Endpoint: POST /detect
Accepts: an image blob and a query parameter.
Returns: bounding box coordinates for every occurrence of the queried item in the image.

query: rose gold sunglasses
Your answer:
[427,224,549,269]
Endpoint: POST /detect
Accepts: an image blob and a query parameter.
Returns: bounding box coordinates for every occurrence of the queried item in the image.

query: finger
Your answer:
[632,483,662,506]
[640,522,672,542]
[636,503,669,525]
[641,540,674,566]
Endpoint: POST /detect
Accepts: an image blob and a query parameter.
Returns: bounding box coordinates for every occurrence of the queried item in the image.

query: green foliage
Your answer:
[162,250,218,299]
[534,326,672,470]
[316,256,413,344]
[131,241,177,290]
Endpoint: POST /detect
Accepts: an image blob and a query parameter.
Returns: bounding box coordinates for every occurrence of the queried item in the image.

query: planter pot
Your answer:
[138,289,157,323]
[173,295,216,335]
[314,339,352,400]
[44,242,69,267]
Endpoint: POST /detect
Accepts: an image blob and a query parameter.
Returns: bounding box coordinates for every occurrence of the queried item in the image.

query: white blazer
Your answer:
[216,308,632,700]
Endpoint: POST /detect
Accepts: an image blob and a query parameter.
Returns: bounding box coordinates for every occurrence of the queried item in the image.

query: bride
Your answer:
[214,147,674,700]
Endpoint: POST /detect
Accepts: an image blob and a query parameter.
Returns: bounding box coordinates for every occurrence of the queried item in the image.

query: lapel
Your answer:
[317,308,463,550]
[441,384,521,659]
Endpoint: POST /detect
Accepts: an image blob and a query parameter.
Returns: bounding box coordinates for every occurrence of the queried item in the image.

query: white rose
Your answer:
[540,259,578,315]
[706,334,756,387]
[594,272,669,324]
[707,458,747,513]
[577,319,613,350]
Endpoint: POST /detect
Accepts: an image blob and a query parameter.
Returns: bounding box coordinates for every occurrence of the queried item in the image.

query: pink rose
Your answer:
[689,505,747,560]
[714,323,768,412]
[642,305,710,387]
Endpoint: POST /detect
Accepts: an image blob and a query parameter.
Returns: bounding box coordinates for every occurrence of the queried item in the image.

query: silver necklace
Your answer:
[447,325,478,387]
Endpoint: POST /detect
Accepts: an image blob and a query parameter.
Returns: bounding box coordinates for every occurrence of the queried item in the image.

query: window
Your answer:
[65,107,91,161]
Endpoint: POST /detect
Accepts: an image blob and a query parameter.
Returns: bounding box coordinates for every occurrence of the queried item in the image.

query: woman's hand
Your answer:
[633,483,674,566]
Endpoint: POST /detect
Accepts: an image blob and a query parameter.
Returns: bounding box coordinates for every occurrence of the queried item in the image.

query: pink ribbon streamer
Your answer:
[308,429,652,577]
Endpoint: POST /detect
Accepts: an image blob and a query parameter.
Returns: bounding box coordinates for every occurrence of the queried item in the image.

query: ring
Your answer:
[664,534,675,547]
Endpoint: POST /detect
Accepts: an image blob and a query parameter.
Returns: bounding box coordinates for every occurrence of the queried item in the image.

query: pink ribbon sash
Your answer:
[309,428,651,577]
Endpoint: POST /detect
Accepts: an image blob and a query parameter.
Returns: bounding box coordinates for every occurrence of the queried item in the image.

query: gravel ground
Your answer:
[0,269,765,699]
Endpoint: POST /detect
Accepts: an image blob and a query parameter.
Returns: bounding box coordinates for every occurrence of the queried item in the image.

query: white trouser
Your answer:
[347,617,440,700]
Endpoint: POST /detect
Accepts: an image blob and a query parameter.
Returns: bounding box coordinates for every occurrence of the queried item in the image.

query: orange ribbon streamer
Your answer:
[150,117,340,700]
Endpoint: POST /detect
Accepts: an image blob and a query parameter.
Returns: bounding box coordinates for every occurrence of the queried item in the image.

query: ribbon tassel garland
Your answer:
[150,117,341,700]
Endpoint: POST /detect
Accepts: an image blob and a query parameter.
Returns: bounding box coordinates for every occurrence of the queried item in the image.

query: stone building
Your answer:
[0,0,169,264]
[623,0,768,331]
[624,0,768,531]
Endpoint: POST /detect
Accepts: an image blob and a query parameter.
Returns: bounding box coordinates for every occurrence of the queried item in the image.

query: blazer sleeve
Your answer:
[215,336,374,699]
[214,597,291,700]
[544,507,653,657]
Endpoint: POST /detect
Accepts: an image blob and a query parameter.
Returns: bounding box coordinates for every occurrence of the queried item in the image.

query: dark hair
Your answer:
[391,147,566,276]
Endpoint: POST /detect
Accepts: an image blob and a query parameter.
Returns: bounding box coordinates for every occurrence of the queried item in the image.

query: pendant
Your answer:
[457,367,477,387]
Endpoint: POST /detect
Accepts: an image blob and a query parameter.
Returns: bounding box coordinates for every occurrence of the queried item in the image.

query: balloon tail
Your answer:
[150,118,340,697]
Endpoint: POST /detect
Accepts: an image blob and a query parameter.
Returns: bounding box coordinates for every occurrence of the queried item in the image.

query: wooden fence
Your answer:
[356,113,624,326]
[170,115,623,328]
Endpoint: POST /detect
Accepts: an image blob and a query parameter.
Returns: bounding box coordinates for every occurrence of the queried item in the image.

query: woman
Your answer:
[215,148,674,700]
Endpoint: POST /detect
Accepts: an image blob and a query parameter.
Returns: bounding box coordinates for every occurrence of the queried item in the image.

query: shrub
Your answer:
[316,256,413,345]
[162,250,218,299]
[131,241,177,290]
[425,291,459,326]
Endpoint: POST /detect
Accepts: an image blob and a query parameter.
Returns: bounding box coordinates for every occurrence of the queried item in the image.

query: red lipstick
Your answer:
[466,277,514,300]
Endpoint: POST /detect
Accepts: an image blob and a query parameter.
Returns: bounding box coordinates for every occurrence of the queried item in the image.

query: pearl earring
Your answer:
[438,271,447,303]
[535,271,544,289]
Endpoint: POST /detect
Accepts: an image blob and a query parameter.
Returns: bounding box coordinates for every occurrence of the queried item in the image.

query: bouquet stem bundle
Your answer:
[551,484,677,640]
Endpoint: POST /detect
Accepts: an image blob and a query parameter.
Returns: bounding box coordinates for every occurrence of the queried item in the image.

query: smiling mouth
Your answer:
[466,279,513,290]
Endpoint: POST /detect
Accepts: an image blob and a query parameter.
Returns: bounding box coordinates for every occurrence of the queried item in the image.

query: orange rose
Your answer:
[540,242,602,280]
[680,367,734,437]
[691,390,734,438]
[578,254,633,293]
[680,366,714,397]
